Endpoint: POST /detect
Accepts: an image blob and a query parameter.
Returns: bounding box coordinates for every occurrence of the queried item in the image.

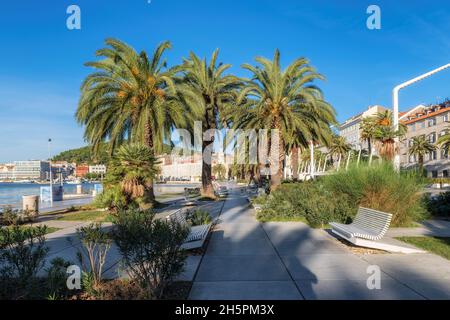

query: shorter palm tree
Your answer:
[408,136,436,169]
[438,127,450,155]
[360,117,377,160]
[328,135,351,168]
[374,125,405,161]
[212,164,227,180]
[105,144,160,208]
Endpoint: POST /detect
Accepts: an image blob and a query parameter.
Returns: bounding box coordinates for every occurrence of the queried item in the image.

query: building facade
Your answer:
[13,160,50,180]
[339,105,387,150]
[75,165,90,178]
[0,163,15,180]
[400,102,450,177]
[89,164,107,175]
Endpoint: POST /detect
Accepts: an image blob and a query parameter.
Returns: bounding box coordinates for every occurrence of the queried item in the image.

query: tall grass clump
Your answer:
[321,162,428,226]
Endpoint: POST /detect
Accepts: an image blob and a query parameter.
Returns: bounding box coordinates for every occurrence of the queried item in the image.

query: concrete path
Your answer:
[190,186,450,300]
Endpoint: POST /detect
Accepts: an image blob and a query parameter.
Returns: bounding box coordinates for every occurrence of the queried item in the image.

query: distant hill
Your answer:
[52,143,174,165]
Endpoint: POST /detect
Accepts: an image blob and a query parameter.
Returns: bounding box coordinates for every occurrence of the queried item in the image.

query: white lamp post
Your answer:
[48,138,53,206]
[393,63,450,170]
[309,140,315,178]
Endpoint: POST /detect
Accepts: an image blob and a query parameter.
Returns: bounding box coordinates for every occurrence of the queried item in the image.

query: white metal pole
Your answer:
[48,138,53,206]
[346,151,352,170]
[393,63,450,171]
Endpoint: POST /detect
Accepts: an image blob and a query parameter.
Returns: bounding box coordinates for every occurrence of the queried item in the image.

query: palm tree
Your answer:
[373,126,404,161]
[438,127,450,155]
[105,144,160,208]
[77,38,187,204]
[212,164,226,180]
[328,135,351,169]
[235,50,336,189]
[409,136,436,169]
[360,117,377,161]
[177,49,242,197]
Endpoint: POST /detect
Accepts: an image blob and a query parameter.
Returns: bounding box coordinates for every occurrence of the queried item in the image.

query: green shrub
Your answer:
[186,209,212,226]
[0,207,35,226]
[112,209,189,299]
[45,257,73,299]
[0,225,49,289]
[255,182,355,227]
[255,163,428,228]
[75,223,112,292]
[426,192,450,217]
[321,163,428,226]
[94,185,128,211]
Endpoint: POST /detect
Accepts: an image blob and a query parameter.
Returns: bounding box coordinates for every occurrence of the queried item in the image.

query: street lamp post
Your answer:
[393,63,450,170]
[48,138,53,206]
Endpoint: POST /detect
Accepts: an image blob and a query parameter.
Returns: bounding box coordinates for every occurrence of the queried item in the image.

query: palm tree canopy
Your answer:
[438,127,450,153]
[408,136,436,157]
[328,135,352,157]
[176,49,242,130]
[106,144,160,199]
[233,50,336,148]
[76,38,188,155]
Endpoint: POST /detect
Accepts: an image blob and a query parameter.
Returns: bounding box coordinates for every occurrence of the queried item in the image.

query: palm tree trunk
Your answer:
[144,122,156,204]
[201,110,215,198]
[270,128,284,189]
[291,146,299,180]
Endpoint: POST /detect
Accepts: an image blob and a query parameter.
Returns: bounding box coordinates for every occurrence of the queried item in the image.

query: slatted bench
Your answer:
[167,208,213,250]
[330,207,424,254]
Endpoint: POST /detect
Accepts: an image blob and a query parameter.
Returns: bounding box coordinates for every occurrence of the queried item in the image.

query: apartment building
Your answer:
[89,164,107,175]
[339,105,387,150]
[13,160,50,180]
[0,163,15,180]
[400,101,450,177]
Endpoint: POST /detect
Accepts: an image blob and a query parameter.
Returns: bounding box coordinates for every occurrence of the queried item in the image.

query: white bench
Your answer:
[167,208,213,250]
[330,207,424,254]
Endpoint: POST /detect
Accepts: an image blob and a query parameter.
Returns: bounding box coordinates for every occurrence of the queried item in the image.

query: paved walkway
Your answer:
[189,187,450,300]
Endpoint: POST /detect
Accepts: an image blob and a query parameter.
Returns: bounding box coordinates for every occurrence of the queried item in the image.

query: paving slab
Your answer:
[190,281,303,300]
[296,279,424,300]
[195,255,290,281]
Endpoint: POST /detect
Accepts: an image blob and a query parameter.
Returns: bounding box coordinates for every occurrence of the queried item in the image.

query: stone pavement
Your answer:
[189,186,450,300]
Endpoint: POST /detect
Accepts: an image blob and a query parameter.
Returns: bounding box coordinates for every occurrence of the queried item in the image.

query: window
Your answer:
[442,149,449,159]
[444,113,449,123]
[409,140,414,147]
[429,151,437,161]
[428,132,436,143]
[432,171,438,178]
[419,121,426,129]
[409,124,416,132]
[444,170,449,178]
[428,118,436,127]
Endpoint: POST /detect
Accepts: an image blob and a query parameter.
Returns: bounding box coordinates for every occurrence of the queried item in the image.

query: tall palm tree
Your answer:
[328,135,351,168]
[409,136,436,169]
[373,126,404,161]
[177,49,242,197]
[76,38,187,204]
[235,50,336,188]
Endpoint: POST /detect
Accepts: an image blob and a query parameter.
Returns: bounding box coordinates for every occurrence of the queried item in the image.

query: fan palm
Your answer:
[177,49,242,197]
[105,144,160,207]
[235,50,336,188]
[76,38,187,203]
[409,136,436,169]
[373,126,404,161]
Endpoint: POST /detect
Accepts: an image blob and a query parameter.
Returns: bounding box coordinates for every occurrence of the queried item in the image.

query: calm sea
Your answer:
[0,183,97,208]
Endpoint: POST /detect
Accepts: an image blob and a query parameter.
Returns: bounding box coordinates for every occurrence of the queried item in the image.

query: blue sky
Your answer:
[0,0,449,162]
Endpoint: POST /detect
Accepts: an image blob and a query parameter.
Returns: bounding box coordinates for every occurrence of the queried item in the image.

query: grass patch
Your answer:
[155,193,184,200]
[57,210,113,222]
[396,237,450,260]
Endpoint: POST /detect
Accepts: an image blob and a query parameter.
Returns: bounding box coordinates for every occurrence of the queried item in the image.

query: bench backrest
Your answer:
[353,207,392,237]
[167,209,189,226]
[184,187,201,201]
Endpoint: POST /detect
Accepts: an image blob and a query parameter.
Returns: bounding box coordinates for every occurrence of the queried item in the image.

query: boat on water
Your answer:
[65,179,82,184]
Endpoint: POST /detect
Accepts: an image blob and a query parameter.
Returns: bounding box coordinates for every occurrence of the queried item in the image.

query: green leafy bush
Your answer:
[186,209,212,226]
[255,163,428,228]
[0,207,35,226]
[0,225,49,296]
[94,185,128,211]
[322,163,428,226]
[75,223,112,292]
[45,257,73,299]
[255,182,355,227]
[426,192,450,217]
[112,209,189,299]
